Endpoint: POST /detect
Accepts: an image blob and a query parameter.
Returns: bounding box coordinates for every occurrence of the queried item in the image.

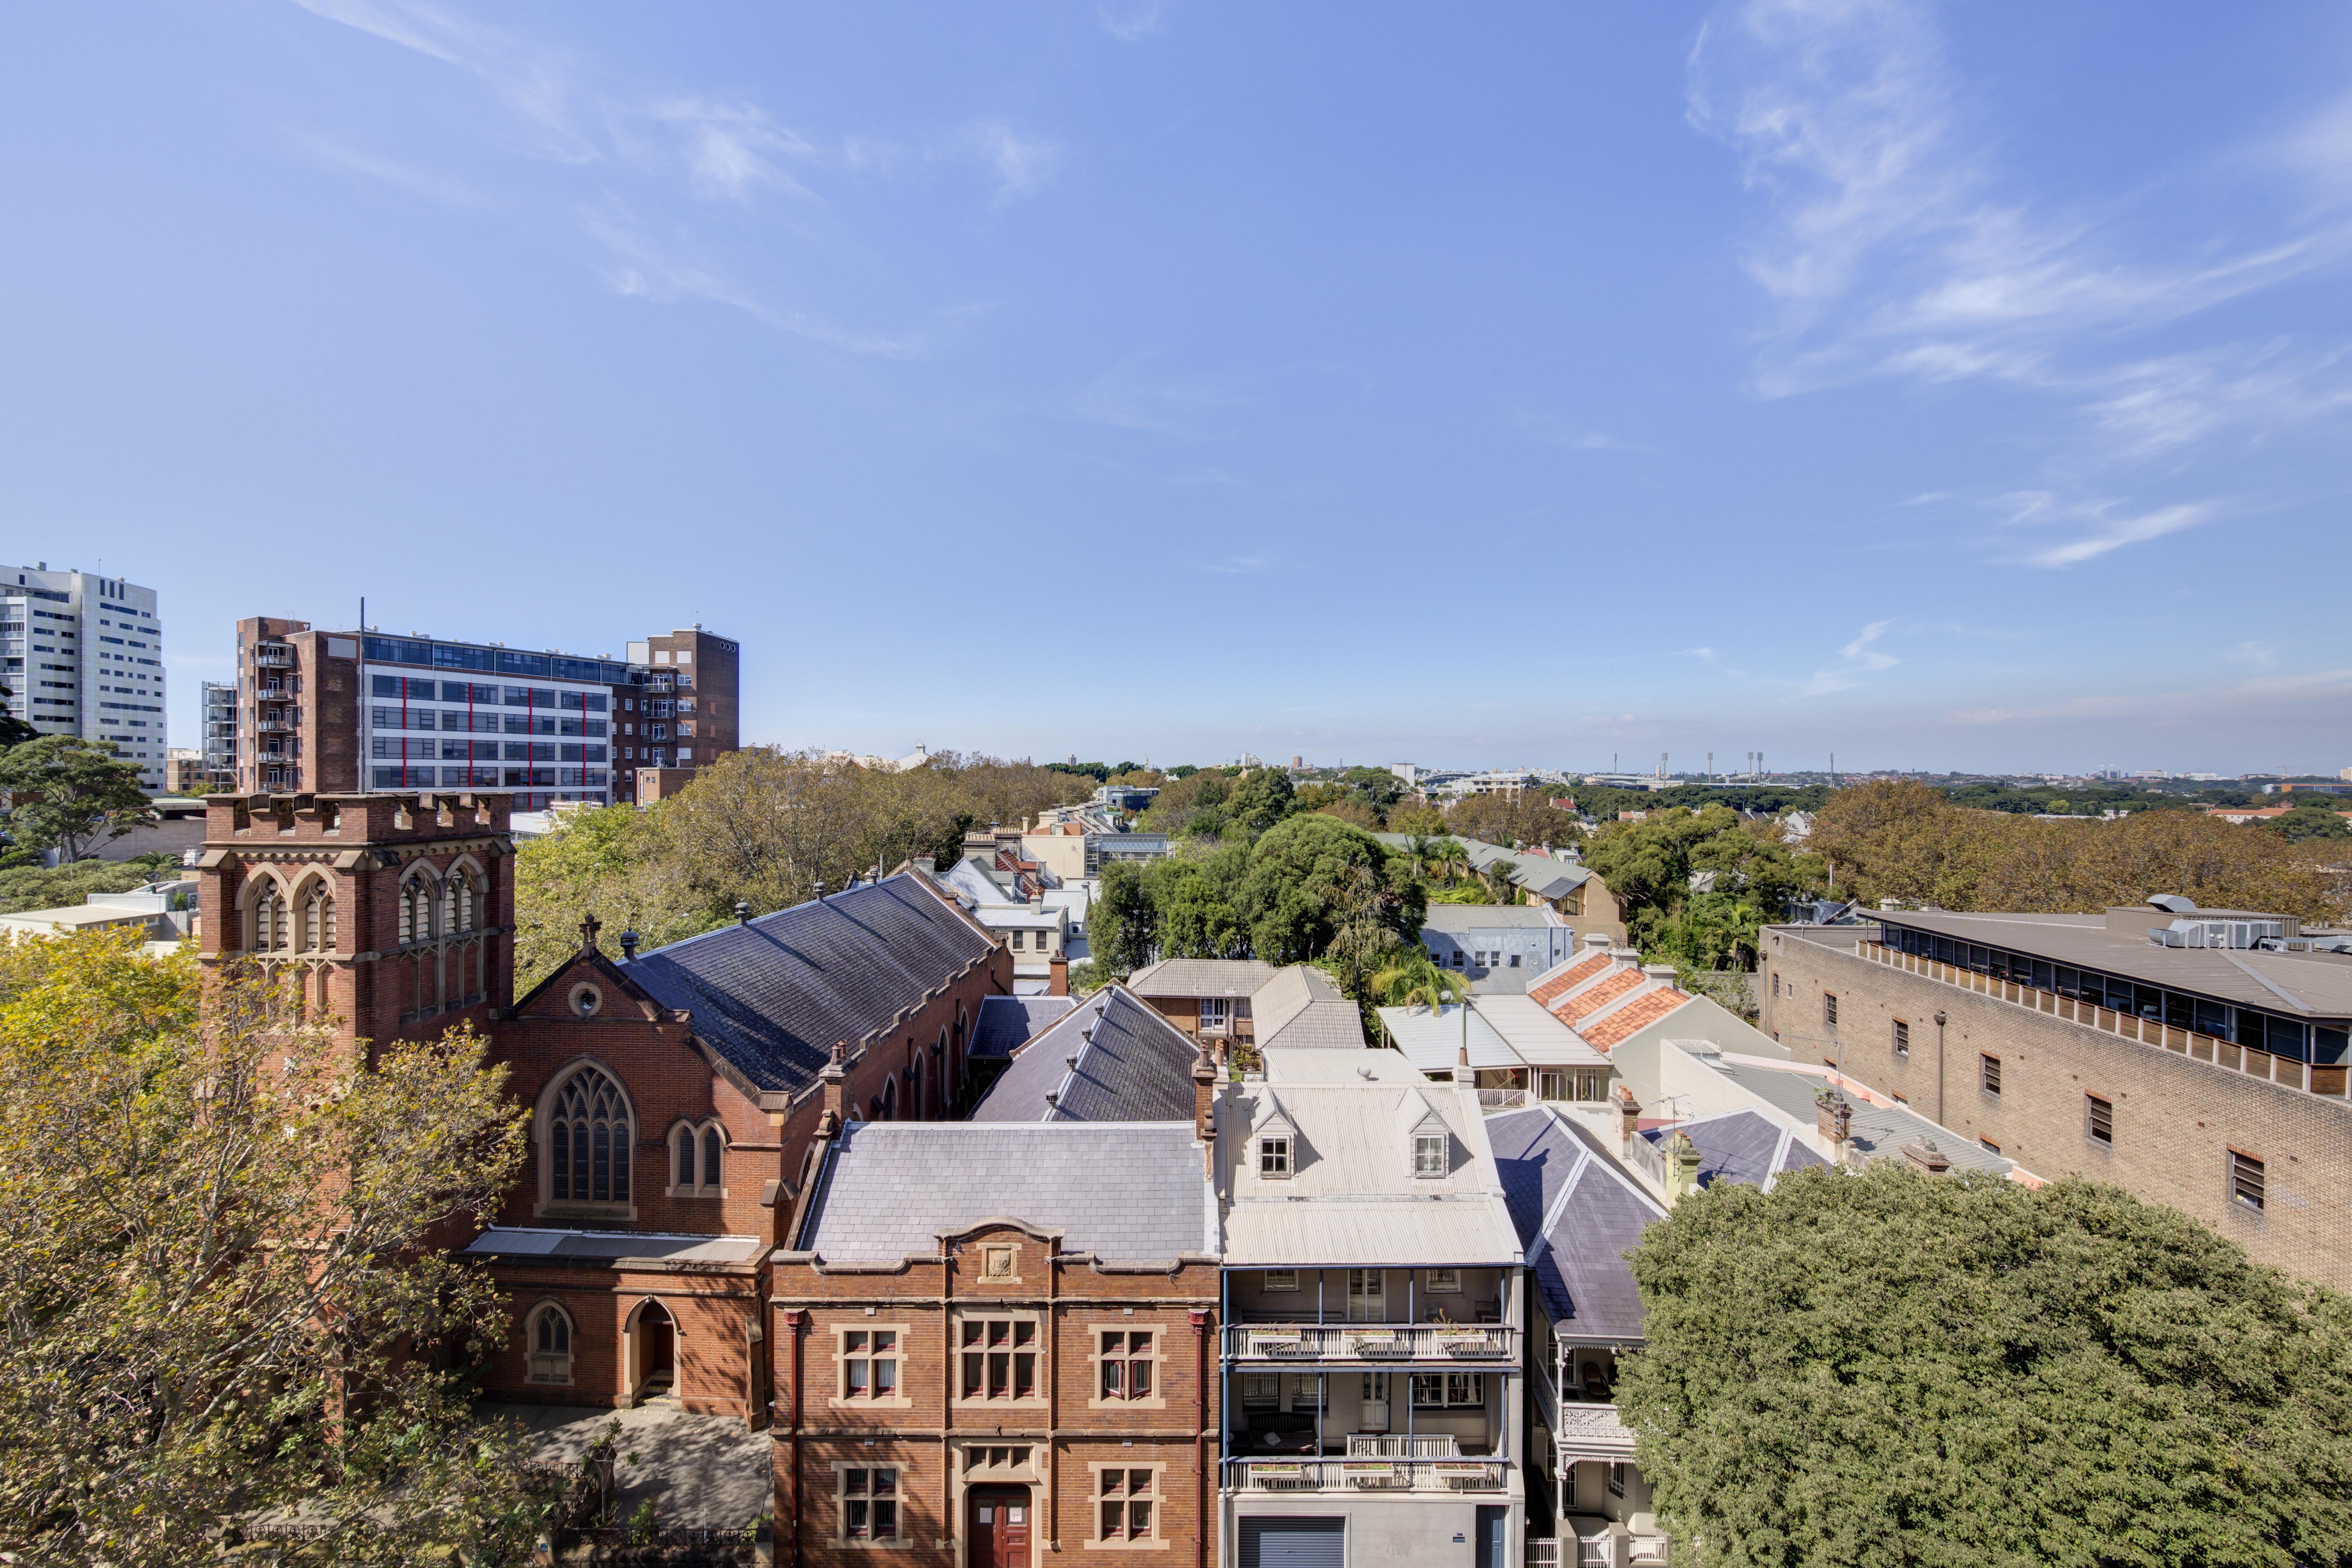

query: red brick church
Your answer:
[196,789,1011,1429]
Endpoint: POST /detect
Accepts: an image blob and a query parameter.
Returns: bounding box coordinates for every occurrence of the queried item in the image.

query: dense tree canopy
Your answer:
[511,747,1091,987]
[1618,1165,2352,1568]
[0,933,546,1566]
[0,735,154,863]
[1584,806,1823,971]
[1443,792,1581,851]
[1809,779,2349,919]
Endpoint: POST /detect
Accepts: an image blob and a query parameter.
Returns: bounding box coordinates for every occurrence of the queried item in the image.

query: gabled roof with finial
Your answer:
[618,871,996,1094]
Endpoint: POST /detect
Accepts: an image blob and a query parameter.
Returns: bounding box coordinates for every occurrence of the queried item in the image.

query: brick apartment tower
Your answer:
[627,626,740,803]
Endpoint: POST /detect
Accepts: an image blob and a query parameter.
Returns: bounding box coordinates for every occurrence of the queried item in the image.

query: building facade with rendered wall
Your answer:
[2,563,168,792]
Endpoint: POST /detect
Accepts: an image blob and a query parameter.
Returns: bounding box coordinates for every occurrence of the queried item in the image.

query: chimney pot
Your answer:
[619,928,639,960]
[735,899,753,925]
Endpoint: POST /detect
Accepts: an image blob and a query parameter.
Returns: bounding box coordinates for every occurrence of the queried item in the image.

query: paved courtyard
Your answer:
[480,1402,771,1529]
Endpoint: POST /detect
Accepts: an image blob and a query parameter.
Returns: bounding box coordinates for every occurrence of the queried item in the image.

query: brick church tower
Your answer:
[196,790,516,1056]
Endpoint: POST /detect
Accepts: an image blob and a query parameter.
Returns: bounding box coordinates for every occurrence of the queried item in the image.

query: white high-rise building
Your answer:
[0,563,167,793]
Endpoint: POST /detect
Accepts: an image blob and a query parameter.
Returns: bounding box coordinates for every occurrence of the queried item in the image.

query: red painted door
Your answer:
[971,1487,1032,1568]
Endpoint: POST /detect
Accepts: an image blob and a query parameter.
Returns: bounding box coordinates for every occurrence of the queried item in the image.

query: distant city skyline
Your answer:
[7,3,2351,775]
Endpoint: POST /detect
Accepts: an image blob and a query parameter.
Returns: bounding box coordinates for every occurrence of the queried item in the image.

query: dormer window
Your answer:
[1413,1133,1447,1178]
[1258,1136,1292,1178]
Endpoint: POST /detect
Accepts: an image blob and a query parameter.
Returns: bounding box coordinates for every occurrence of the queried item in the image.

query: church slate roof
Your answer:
[971,994,1078,1061]
[969,984,1204,1123]
[621,873,994,1095]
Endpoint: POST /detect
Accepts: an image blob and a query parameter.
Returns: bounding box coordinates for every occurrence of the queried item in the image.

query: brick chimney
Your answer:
[1049,955,1069,996]
[1615,1084,1642,1143]
[821,1042,849,1125]
[1192,1051,1217,1140]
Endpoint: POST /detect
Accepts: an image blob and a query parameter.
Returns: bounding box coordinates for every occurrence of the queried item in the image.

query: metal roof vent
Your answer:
[2147,894,2199,915]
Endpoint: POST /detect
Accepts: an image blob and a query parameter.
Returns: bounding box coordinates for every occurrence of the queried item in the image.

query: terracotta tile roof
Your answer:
[1530,951,1612,1006]
[1555,967,1642,1026]
[1581,987,1692,1050]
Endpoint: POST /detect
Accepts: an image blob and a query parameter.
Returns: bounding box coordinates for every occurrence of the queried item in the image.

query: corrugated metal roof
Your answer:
[969,985,1203,1123]
[1475,994,1612,1067]
[1378,1002,1521,1073]
[1870,909,2352,1017]
[622,874,992,1094]
[1126,958,1278,997]
[464,1229,764,1265]
[1486,1107,1664,1338]
[1219,1083,1524,1266]
[1707,1055,2016,1179]
[1419,905,1564,932]
[800,1121,1215,1263]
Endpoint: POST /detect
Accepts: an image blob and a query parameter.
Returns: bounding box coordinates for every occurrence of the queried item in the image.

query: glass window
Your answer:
[842,1331,898,1399]
[2086,1095,2113,1145]
[1098,1330,1154,1401]
[1259,1136,1291,1177]
[1263,1269,1298,1292]
[841,1467,896,1540]
[1412,1134,1446,1177]
[2230,1150,2265,1210]
[960,1317,1038,1400]
[1097,1469,1154,1542]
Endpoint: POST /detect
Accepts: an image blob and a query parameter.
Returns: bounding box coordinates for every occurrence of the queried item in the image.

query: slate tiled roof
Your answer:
[1531,951,1612,1007]
[1486,1107,1665,1336]
[1419,905,1564,932]
[1581,987,1692,1049]
[621,873,992,1094]
[1126,958,1278,998]
[1644,1109,1829,1192]
[970,985,1203,1123]
[971,995,1077,1061]
[1252,966,1367,1051]
[1556,968,1643,1026]
[799,1122,1214,1263]
[465,1229,764,1266]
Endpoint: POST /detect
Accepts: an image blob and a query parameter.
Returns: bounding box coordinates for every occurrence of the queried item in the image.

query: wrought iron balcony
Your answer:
[1227,1322,1518,1363]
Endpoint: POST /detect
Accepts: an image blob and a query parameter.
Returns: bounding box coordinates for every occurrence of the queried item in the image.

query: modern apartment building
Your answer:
[625,626,741,784]
[1761,902,2352,1290]
[2,563,168,792]
[201,680,238,790]
[229,619,741,811]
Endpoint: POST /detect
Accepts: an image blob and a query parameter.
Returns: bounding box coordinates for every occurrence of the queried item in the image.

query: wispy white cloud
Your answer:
[1514,412,1648,452]
[965,122,1062,200]
[1098,0,1168,43]
[291,0,1060,352]
[1070,359,1238,436]
[1799,617,1899,696]
[1689,0,2352,564]
[1995,492,2217,568]
[301,136,487,207]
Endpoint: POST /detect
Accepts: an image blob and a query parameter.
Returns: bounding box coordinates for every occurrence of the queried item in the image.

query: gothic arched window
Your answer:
[548,1064,632,1205]
[301,888,335,953]
[528,1303,575,1383]
[701,1126,723,1190]
[399,876,435,947]
[252,884,288,953]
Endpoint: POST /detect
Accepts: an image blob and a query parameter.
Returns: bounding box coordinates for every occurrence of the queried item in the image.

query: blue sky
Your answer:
[7,2,2352,775]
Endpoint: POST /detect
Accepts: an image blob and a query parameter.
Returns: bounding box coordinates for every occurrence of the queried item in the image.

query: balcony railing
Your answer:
[1228,1323,1519,1363]
[254,645,293,666]
[1227,1457,1509,1494]
[1548,1399,1636,1459]
[1347,1434,1463,1459]
[1858,940,2349,1098]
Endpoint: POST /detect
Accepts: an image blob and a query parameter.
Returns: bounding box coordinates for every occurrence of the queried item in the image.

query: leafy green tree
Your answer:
[0,735,154,862]
[1155,855,1251,959]
[0,934,548,1567]
[1586,805,1823,968]
[513,804,712,989]
[2269,802,2352,844]
[1369,948,1468,1010]
[1241,814,1421,963]
[0,711,37,750]
[1227,768,1297,833]
[1619,1164,2352,1568]
[1089,860,1159,974]
[1388,805,1448,837]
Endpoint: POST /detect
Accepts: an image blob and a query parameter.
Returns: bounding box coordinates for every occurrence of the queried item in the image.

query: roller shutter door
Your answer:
[1239,1516,1345,1568]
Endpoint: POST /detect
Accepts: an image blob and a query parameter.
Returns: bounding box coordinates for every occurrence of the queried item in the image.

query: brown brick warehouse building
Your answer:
[1761,903,2352,1292]
[197,787,1015,1425]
